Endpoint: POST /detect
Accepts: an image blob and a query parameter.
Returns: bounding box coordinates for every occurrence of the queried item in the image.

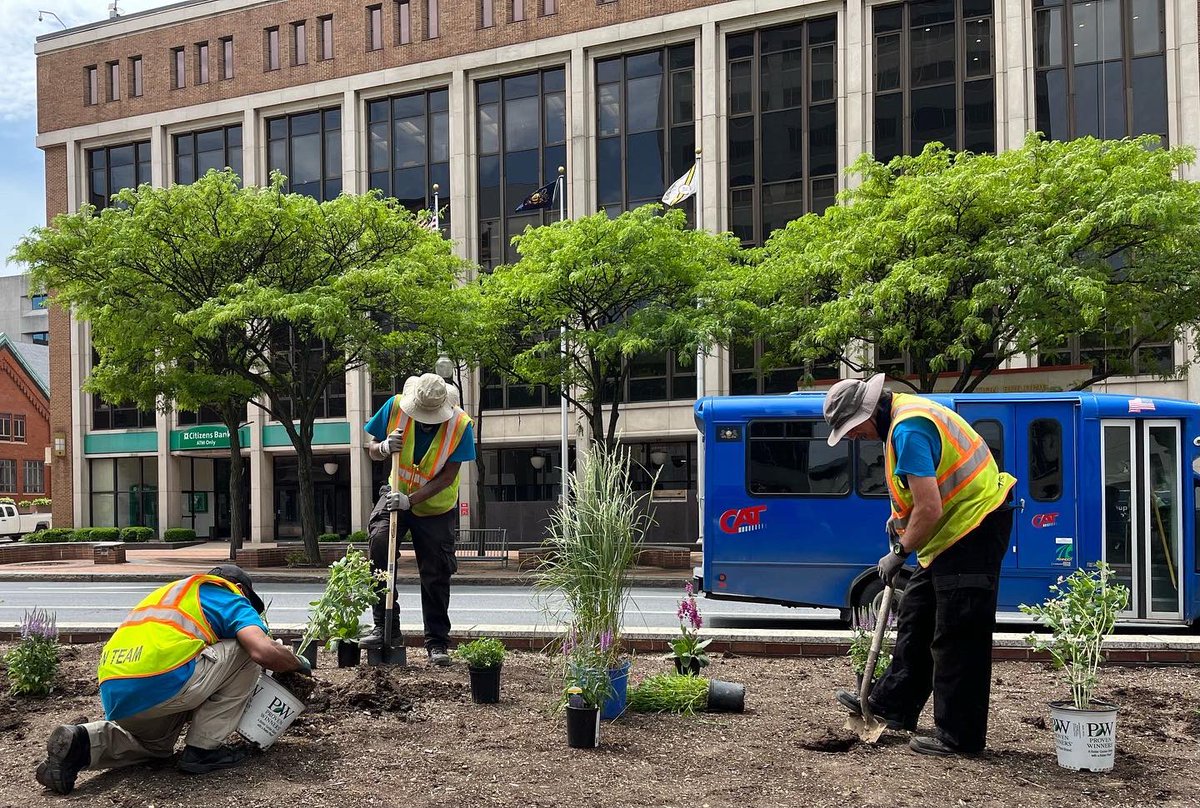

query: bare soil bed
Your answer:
[1,644,1198,808]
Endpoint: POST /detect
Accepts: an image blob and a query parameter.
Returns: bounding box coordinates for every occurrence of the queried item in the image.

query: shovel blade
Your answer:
[844,713,887,744]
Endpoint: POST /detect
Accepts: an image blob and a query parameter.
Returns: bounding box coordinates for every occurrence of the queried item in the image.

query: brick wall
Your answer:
[44,145,73,529]
[0,348,52,499]
[37,0,727,133]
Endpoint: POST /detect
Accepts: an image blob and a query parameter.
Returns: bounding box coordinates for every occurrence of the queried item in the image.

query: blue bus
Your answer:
[694,391,1200,627]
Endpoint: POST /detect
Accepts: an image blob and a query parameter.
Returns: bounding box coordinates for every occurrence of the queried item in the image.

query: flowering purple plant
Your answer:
[561,627,614,708]
[667,583,711,675]
[20,608,57,642]
[5,608,60,697]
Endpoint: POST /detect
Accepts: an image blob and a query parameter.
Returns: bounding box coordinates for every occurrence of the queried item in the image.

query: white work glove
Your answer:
[385,491,411,512]
[377,429,403,457]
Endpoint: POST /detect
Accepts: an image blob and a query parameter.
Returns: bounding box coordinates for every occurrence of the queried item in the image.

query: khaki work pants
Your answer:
[83,639,260,770]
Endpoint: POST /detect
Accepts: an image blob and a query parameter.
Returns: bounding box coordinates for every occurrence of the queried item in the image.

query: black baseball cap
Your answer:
[208,564,266,615]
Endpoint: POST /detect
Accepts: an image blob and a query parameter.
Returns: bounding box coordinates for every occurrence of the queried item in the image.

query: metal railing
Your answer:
[455,528,508,566]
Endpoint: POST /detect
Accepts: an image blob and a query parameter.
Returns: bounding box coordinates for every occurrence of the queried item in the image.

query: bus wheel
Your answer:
[851,576,907,620]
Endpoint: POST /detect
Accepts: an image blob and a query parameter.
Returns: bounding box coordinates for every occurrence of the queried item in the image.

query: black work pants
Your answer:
[367,489,458,650]
[868,506,1012,753]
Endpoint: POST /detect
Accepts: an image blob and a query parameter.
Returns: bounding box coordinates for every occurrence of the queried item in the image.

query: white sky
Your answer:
[0,0,166,275]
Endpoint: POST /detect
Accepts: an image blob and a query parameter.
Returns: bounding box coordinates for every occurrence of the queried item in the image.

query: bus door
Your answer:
[1015,403,1079,571]
[956,402,1017,572]
[1100,419,1184,620]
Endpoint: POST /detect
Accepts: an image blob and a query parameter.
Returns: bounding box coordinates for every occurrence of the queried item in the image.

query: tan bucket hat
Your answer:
[822,374,887,446]
[399,373,456,424]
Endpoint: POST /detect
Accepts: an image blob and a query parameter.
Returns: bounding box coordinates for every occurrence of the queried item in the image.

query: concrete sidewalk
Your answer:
[0,541,697,586]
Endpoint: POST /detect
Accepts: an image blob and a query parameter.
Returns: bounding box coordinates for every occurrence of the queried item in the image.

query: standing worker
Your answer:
[361,372,476,666]
[824,375,1015,756]
[35,565,311,794]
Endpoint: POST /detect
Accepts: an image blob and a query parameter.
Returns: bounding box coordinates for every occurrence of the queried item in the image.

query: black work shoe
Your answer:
[178,744,251,774]
[835,689,917,732]
[359,625,386,648]
[909,735,974,757]
[427,647,451,667]
[35,724,90,794]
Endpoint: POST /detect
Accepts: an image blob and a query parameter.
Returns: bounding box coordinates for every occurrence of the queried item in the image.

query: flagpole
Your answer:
[557,165,569,516]
[693,148,706,548]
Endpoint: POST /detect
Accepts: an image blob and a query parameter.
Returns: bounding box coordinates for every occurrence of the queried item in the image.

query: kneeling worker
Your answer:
[35,565,311,795]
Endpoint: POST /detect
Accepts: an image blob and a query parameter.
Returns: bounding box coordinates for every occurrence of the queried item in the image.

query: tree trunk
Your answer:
[222,403,247,561]
[294,426,321,564]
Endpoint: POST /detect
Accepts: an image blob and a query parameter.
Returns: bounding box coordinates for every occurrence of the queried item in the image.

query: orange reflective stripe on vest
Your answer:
[383,394,473,516]
[97,574,242,684]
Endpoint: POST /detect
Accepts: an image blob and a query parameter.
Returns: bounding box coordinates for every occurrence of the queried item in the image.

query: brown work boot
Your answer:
[35,724,90,794]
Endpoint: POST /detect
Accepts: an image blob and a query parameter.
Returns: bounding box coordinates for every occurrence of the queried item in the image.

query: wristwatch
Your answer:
[890,539,906,557]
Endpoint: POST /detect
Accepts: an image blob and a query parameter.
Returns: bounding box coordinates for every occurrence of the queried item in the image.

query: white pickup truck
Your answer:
[0,503,51,539]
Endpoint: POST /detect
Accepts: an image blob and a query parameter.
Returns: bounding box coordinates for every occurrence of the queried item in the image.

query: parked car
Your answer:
[0,502,52,539]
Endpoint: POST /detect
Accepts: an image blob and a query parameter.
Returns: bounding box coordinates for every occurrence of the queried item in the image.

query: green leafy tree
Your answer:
[477,205,738,447]
[18,171,467,563]
[716,135,1200,392]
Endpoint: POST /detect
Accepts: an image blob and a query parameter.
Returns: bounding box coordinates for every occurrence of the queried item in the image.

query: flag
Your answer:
[418,212,439,232]
[662,161,699,206]
[515,180,557,212]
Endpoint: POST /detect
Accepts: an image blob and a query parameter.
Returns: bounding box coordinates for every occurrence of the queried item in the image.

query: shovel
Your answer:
[845,582,895,743]
[373,452,406,666]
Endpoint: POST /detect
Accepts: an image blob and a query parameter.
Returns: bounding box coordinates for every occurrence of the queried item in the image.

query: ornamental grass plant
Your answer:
[535,446,650,670]
[4,609,59,697]
[629,673,709,714]
[1020,562,1129,710]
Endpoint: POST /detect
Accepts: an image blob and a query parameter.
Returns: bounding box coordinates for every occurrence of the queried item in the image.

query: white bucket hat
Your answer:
[399,373,456,424]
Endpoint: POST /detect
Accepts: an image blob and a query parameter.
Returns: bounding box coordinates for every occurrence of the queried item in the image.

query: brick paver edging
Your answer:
[6,624,1200,664]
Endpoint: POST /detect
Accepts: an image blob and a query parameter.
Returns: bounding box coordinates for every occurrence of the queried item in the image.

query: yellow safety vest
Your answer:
[385,395,473,517]
[885,393,1016,567]
[97,574,244,684]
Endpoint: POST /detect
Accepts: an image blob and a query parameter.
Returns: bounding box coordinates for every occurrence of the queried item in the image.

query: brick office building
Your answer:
[35,0,1200,544]
[0,334,51,502]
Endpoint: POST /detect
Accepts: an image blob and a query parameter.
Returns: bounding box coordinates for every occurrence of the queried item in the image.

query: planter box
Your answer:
[0,542,126,566]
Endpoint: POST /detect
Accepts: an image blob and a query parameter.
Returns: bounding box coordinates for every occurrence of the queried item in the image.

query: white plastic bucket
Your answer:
[236,673,305,749]
[1048,700,1118,772]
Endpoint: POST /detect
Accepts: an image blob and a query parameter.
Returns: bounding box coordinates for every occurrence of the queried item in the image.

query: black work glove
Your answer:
[877,550,906,585]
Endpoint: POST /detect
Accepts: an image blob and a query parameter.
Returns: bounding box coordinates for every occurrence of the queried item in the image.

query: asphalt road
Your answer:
[0,581,839,630]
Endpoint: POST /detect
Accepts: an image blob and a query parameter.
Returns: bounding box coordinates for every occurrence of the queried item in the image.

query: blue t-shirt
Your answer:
[891,416,942,481]
[364,397,476,464]
[100,583,268,721]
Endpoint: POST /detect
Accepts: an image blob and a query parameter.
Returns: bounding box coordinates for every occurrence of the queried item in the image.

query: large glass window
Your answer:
[87,142,151,210]
[1039,328,1174,378]
[480,446,569,502]
[0,461,15,494]
[89,457,158,530]
[266,108,342,201]
[476,67,566,270]
[23,461,45,495]
[268,327,347,421]
[595,44,696,219]
[747,420,851,496]
[1034,0,1166,142]
[174,124,243,185]
[1029,418,1063,501]
[730,338,837,395]
[91,350,156,429]
[873,1,995,162]
[367,88,450,237]
[727,17,838,247]
[480,368,559,411]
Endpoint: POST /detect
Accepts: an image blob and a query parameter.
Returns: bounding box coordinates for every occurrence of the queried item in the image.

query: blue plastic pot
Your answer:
[600,660,631,720]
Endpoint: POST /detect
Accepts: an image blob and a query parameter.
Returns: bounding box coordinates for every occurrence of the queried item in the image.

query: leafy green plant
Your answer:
[17,500,34,510]
[32,498,52,507]
[318,533,342,543]
[848,604,894,681]
[70,527,93,542]
[561,631,613,709]
[285,550,309,568]
[629,673,709,714]
[667,582,710,675]
[453,637,505,669]
[348,530,368,543]
[88,527,120,542]
[26,528,73,543]
[302,547,380,651]
[120,526,156,543]
[536,447,648,670]
[4,609,59,697]
[163,528,197,543]
[1020,562,1129,710]
[0,497,14,505]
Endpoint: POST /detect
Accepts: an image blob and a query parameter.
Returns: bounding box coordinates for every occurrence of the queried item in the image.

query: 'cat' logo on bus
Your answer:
[720,506,767,534]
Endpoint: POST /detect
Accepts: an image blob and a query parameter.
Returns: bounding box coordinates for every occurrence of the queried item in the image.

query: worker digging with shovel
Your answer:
[822,375,1016,756]
[362,373,475,666]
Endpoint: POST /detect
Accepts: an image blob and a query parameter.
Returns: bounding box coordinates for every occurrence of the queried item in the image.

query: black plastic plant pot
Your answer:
[674,658,703,677]
[468,665,502,704]
[566,705,600,749]
[366,644,407,667]
[336,640,361,668]
[706,679,745,713]
[292,639,318,669]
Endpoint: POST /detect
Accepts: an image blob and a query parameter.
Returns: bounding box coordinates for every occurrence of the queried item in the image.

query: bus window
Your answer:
[857,439,887,497]
[1029,419,1063,501]
[972,419,1004,471]
[747,420,850,496]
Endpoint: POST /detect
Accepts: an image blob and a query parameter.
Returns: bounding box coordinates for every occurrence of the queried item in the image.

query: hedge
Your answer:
[70,527,94,542]
[120,526,156,543]
[163,528,197,543]
[347,530,368,544]
[89,527,120,542]
[23,528,74,543]
[318,533,342,543]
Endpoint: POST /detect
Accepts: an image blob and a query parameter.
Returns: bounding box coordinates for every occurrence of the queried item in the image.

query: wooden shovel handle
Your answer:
[858,583,894,725]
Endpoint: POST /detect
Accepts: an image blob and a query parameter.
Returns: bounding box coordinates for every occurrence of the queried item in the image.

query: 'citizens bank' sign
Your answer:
[170,426,232,451]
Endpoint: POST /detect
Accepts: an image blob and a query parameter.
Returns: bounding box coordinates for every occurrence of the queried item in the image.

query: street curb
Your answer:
[0,571,692,587]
